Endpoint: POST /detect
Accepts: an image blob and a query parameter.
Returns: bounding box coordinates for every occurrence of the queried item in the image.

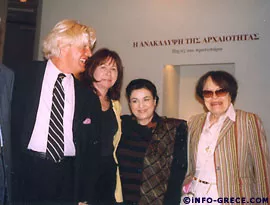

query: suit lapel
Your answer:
[190,114,206,171]
[21,62,46,148]
[73,79,84,141]
[215,117,234,147]
[26,63,46,128]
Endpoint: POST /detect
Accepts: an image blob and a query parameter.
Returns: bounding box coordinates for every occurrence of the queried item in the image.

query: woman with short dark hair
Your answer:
[117,78,188,205]
[195,70,238,103]
[182,70,270,204]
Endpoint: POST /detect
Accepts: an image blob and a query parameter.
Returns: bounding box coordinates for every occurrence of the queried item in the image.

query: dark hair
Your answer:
[81,48,124,100]
[126,78,159,105]
[196,70,238,103]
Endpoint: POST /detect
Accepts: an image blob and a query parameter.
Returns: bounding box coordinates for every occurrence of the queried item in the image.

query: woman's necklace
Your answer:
[205,146,211,153]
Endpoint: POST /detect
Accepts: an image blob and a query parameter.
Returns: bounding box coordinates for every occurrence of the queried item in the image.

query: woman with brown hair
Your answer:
[80,48,124,205]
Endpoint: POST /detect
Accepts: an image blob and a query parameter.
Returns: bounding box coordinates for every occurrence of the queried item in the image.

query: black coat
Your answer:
[0,64,14,204]
[11,61,102,204]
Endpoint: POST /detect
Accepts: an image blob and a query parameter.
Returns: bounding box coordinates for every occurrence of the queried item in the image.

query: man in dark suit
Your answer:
[0,63,14,205]
[11,19,101,205]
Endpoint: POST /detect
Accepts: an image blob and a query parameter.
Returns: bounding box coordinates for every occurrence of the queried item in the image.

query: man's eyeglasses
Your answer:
[202,88,228,98]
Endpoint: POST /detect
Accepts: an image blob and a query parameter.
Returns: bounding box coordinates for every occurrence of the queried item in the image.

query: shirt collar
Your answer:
[46,60,73,80]
[226,103,236,122]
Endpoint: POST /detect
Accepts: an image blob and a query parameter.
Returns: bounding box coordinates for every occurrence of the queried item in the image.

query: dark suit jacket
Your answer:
[11,61,102,203]
[0,64,14,204]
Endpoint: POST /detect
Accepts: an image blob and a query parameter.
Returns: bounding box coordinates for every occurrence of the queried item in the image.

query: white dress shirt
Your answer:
[27,60,76,156]
[190,104,236,203]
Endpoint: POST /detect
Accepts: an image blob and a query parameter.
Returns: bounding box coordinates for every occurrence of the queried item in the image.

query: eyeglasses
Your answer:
[202,88,228,98]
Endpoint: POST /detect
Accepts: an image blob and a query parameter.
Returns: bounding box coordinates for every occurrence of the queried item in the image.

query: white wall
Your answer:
[38,0,270,148]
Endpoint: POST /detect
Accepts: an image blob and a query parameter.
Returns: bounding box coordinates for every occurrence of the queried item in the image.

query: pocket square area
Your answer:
[83,118,91,124]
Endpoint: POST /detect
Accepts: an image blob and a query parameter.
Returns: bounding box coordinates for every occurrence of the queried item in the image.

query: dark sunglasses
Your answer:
[202,88,228,98]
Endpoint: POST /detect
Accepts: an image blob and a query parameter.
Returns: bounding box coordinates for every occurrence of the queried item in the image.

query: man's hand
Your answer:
[78,202,88,205]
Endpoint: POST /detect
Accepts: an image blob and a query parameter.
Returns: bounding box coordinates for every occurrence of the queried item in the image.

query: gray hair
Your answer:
[43,19,96,59]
